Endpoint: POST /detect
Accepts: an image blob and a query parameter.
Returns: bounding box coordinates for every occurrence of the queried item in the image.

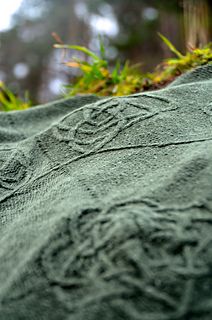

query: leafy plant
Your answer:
[54,34,212,97]
[0,82,31,112]
[53,35,143,96]
[1,34,212,112]
[150,34,212,87]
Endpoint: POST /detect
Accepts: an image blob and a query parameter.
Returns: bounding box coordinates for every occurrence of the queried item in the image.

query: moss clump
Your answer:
[54,35,212,97]
[1,35,212,111]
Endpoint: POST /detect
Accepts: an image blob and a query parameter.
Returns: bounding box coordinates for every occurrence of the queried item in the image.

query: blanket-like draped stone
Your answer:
[0,65,212,320]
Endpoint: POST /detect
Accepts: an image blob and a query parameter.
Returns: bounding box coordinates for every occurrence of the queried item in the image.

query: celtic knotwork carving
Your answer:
[40,198,212,318]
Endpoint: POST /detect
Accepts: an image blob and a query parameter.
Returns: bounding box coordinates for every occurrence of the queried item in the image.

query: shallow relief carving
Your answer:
[37,198,212,318]
[47,95,174,161]
[0,150,31,201]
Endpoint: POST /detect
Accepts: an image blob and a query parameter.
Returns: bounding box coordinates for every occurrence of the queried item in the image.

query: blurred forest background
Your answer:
[0,0,211,104]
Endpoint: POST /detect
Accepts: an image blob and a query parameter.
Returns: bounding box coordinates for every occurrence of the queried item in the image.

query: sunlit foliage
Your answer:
[1,35,211,111]
[55,35,212,97]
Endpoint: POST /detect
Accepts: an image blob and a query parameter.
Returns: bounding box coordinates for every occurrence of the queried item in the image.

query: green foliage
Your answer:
[149,36,212,87]
[55,35,212,97]
[1,34,212,111]
[54,42,142,96]
[0,82,31,112]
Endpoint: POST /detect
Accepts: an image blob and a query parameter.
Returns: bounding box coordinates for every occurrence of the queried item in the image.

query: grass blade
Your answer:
[158,33,183,58]
[54,44,100,61]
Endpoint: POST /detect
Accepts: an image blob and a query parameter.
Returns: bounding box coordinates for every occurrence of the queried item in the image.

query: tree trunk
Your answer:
[183,0,210,48]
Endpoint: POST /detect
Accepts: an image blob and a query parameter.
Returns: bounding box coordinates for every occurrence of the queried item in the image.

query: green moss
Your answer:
[55,35,212,97]
[1,34,212,111]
